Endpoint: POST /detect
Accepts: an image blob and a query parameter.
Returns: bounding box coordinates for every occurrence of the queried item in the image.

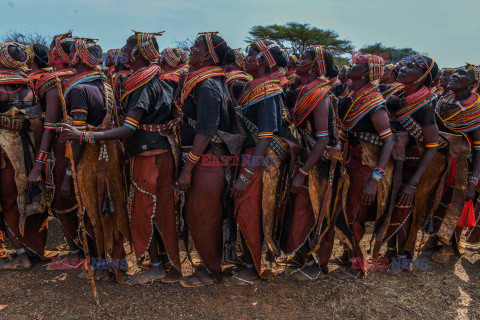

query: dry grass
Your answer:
[0,219,479,320]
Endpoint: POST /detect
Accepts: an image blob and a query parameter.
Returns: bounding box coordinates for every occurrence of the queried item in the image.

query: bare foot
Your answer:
[291,263,326,281]
[128,265,166,285]
[225,267,259,286]
[180,269,215,287]
[0,252,32,270]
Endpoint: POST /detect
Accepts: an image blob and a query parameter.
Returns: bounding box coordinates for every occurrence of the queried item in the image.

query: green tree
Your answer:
[359,43,417,63]
[246,22,354,56]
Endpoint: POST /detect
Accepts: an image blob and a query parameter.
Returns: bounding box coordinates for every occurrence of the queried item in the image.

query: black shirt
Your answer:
[241,94,285,149]
[68,79,106,126]
[181,77,233,147]
[125,77,174,156]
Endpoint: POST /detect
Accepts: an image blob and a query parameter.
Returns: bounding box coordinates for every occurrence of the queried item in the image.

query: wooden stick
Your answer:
[56,77,100,306]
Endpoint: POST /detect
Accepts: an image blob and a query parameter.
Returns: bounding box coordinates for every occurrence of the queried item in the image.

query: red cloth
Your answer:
[457,200,476,228]
[184,150,225,280]
[130,151,181,272]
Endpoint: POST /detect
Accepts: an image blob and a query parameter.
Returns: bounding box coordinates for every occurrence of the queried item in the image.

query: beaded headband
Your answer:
[252,38,280,69]
[352,53,385,81]
[0,42,28,69]
[25,44,35,64]
[49,32,73,64]
[233,49,245,69]
[72,38,102,68]
[466,63,480,82]
[198,32,223,64]
[409,55,434,85]
[161,47,181,68]
[132,30,164,63]
[312,45,327,76]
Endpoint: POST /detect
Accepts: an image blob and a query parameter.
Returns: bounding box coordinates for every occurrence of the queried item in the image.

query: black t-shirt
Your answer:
[125,77,174,156]
[181,77,233,147]
[68,79,106,126]
[242,94,284,149]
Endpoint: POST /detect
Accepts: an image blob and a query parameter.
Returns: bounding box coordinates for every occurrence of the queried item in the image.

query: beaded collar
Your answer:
[63,69,107,101]
[0,69,30,88]
[180,66,225,105]
[390,85,436,121]
[438,92,480,133]
[292,77,331,126]
[120,64,161,102]
[340,82,385,131]
[35,68,76,99]
[226,70,251,85]
[238,73,283,110]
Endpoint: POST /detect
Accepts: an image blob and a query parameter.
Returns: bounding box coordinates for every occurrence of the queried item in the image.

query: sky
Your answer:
[0,0,479,68]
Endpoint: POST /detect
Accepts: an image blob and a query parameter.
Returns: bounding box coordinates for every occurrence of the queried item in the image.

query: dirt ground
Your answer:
[1,218,479,320]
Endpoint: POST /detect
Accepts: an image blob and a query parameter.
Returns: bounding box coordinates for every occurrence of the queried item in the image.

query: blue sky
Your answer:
[1,0,479,67]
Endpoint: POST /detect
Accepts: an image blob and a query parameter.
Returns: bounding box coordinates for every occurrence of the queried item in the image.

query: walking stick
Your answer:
[56,77,100,306]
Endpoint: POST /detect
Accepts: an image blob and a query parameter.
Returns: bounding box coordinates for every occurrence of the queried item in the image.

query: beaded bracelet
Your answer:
[371,167,386,181]
[468,176,479,186]
[79,131,96,144]
[187,151,201,164]
[239,174,251,185]
[43,122,56,131]
[298,168,309,176]
[36,150,49,164]
[123,117,139,131]
[473,141,480,152]
[244,168,254,175]
[315,130,328,138]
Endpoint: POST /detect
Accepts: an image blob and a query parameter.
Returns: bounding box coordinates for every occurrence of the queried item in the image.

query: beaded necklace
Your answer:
[292,77,331,126]
[180,66,225,105]
[382,82,404,98]
[340,82,385,131]
[237,74,283,110]
[35,69,76,99]
[120,64,161,102]
[438,92,480,133]
[390,85,436,121]
[226,70,252,85]
[63,70,107,101]
[0,69,30,88]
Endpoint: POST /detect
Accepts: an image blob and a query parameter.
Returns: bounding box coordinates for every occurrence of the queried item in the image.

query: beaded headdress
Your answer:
[408,55,434,85]
[466,63,480,82]
[71,38,102,68]
[250,38,281,69]
[197,32,223,64]
[0,42,28,69]
[49,32,73,64]
[161,47,181,68]
[233,49,245,69]
[312,45,328,76]
[132,30,164,63]
[352,52,385,82]
[25,44,35,64]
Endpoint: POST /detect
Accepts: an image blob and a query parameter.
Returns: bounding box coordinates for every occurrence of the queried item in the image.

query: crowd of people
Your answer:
[0,30,479,287]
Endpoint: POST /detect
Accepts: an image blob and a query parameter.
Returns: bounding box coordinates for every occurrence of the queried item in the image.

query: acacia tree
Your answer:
[246,22,354,56]
[359,42,418,63]
[2,29,51,46]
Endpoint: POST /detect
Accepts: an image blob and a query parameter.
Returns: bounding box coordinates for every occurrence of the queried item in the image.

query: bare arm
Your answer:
[27,89,62,183]
[361,108,394,205]
[290,96,329,193]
